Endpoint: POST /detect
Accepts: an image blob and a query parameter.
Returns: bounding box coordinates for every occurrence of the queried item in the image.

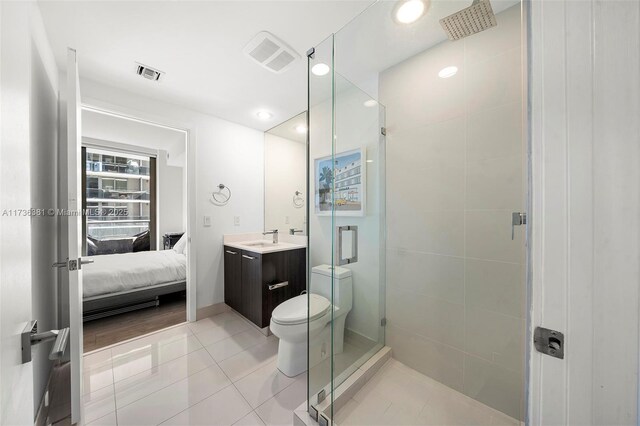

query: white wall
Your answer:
[264,133,306,235]
[29,5,59,415]
[380,6,525,420]
[79,79,264,310]
[1,1,59,423]
[157,149,185,238]
[529,1,640,425]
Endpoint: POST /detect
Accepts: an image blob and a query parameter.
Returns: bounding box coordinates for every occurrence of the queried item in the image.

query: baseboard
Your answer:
[196,302,230,320]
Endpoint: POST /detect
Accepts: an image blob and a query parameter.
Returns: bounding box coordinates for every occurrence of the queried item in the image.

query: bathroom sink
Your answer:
[224,238,306,254]
[245,241,277,248]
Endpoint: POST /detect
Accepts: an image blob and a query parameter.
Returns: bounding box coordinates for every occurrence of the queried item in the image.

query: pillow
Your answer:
[173,233,187,254]
[132,230,150,252]
[86,237,98,256]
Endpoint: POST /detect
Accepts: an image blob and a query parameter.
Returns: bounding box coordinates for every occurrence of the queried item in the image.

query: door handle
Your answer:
[226,250,238,255]
[52,257,94,270]
[336,225,358,265]
[52,259,68,268]
[22,320,71,363]
[242,254,256,260]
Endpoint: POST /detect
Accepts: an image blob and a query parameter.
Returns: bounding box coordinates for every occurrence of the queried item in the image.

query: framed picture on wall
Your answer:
[314,148,365,216]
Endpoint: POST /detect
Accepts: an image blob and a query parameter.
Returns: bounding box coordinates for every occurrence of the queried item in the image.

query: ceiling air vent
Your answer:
[135,63,163,81]
[243,31,300,74]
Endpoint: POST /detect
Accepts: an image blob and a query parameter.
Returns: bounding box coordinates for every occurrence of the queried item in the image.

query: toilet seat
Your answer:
[271,294,330,325]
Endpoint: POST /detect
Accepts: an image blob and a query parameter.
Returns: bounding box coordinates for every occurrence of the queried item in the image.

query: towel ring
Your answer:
[211,184,232,206]
[293,190,304,208]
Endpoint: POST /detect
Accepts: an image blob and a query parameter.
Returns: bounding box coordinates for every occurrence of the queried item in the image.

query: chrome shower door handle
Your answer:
[336,225,358,265]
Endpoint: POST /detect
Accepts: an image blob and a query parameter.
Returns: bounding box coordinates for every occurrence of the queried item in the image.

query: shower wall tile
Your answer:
[465,210,524,263]
[466,155,523,210]
[464,306,525,373]
[465,259,524,318]
[386,324,464,392]
[381,6,524,420]
[381,40,466,130]
[387,249,465,305]
[387,118,465,212]
[387,290,465,351]
[387,208,464,257]
[464,5,522,65]
[465,47,522,115]
[467,102,523,162]
[463,355,523,420]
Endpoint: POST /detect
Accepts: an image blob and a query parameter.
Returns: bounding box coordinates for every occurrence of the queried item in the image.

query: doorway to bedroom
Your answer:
[81,107,190,352]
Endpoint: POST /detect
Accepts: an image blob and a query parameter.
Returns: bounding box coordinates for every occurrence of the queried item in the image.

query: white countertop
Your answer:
[223,232,307,254]
[224,239,306,254]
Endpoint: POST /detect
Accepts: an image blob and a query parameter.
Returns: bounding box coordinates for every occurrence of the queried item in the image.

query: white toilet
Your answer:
[270,265,352,377]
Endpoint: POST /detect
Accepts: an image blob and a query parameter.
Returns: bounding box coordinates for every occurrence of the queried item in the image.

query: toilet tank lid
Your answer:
[312,264,352,279]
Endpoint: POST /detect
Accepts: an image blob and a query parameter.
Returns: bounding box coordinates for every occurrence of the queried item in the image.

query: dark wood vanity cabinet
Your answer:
[223,247,242,312]
[223,246,306,328]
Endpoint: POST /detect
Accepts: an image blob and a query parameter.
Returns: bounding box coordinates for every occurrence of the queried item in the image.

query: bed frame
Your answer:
[83,280,186,322]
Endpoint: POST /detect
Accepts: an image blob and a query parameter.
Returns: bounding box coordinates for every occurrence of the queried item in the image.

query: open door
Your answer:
[66,47,84,424]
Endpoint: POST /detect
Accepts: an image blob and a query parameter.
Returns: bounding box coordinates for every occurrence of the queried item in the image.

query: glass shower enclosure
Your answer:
[306,33,387,419]
[305,0,527,424]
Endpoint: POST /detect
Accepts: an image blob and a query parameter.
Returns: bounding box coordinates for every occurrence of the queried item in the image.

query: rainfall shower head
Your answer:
[439,0,497,41]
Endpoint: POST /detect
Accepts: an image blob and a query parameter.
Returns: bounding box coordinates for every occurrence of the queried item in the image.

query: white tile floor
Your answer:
[83,310,306,426]
[334,359,521,426]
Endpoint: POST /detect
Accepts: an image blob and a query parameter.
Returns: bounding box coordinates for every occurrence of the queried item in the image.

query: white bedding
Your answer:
[82,250,187,298]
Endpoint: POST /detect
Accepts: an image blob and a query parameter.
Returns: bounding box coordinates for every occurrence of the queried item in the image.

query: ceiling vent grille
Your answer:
[135,63,163,81]
[243,31,300,74]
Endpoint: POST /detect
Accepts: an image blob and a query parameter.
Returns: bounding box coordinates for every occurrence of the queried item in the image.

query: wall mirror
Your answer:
[264,111,307,236]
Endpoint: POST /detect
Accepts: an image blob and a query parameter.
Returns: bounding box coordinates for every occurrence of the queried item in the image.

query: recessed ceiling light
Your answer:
[438,66,458,78]
[311,63,330,76]
[363,99,378,108]
[295,124,307,134]
[394,0,428,24]
[256,110,273,120]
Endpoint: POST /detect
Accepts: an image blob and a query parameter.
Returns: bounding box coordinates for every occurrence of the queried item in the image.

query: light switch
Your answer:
[234,216,240,226]
[203,216,211,227]
[285,216,290,224]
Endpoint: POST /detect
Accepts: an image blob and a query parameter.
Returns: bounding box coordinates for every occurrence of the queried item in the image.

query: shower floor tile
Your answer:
[334,358,521,426]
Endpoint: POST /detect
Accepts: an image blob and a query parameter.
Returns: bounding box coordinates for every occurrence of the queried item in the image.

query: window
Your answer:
[83,147,156,255]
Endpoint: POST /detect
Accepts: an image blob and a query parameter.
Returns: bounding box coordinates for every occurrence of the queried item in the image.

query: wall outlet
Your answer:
[234,216,240,226]
[203,216,211,227]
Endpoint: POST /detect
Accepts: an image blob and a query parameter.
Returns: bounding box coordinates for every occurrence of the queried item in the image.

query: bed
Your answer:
[82,242,187,321]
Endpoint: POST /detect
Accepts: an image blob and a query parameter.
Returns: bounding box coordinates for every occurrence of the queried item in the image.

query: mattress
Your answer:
[82,250,187,298]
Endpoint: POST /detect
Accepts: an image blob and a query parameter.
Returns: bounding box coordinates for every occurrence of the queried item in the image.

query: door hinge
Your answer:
[381,127,387,136]
[381,317,387,327]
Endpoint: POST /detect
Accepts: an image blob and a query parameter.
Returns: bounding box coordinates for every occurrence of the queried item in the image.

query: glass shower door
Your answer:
[307,33,387,423]
[307,33,335,415]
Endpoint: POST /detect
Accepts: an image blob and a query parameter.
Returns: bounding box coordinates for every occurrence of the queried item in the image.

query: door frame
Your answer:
[79,103,198,323]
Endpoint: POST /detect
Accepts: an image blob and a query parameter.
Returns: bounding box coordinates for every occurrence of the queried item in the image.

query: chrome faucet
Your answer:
[289,228,303,236]
[263,229,278,244]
